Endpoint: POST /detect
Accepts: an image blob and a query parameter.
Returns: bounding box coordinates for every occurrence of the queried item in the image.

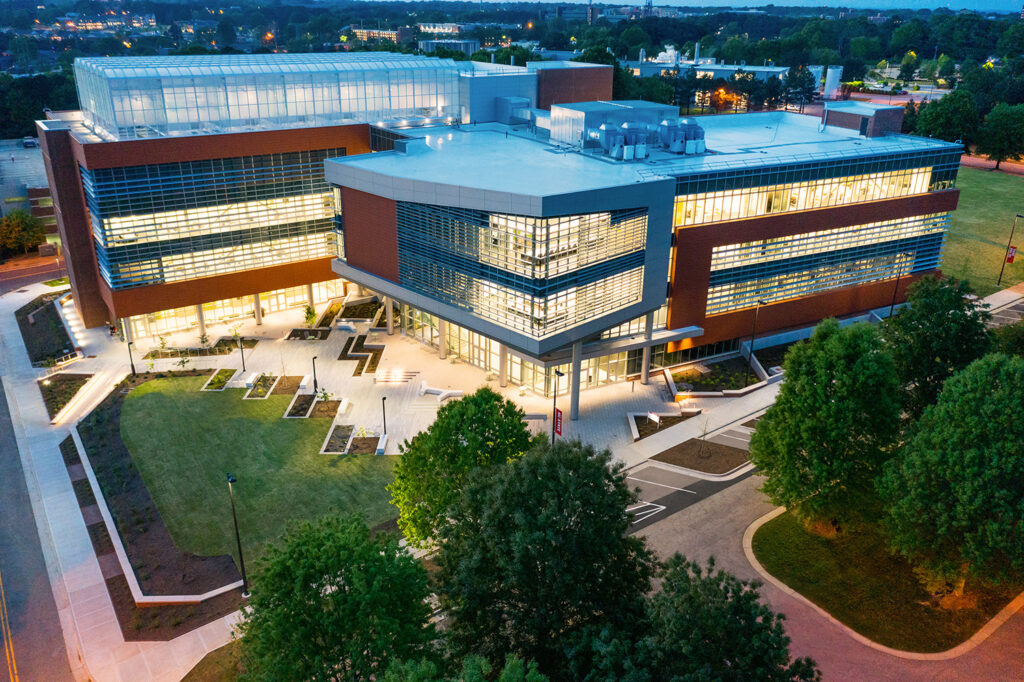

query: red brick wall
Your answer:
[666,189,960,350]
[340,188,400,283]
[536,66,613,110]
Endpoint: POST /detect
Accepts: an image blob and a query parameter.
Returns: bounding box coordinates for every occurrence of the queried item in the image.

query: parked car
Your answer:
[22,137,38,148]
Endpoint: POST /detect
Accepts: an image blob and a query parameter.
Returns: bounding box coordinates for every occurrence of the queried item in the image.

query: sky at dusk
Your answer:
[449,0,1022,14]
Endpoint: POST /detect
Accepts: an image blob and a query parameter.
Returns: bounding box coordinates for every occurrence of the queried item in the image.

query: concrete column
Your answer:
[196,304,206,337]
[385,296,394,335]
[498,344,508,387]
[641,311,654,385]
[306,283,315,307]
[438,319,448,359]
[400,303,407,335]
[253,294,262,325]
[570,340,582,421]
[121,318,134,343]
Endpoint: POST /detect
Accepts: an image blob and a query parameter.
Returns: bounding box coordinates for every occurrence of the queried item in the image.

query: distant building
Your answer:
[417,22,464,35]
[419,39,480,55]
[352,27,414,44]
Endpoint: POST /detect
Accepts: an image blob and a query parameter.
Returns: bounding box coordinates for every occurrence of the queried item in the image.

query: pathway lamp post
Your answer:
[381,396,387,435]
[127,341,136,376]
[226,473,249,598]
[312,356,319,392]
[550,369,565,446]
[997,214,1023,287]
[238,336,246,372]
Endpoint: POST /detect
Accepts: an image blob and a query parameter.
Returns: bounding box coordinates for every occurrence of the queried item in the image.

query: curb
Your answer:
[742,507,1024,661]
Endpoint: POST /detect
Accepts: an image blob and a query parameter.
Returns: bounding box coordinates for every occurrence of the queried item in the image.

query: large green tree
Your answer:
[976,103,1024,170]
[237,515,434,681]
[0,209,45,256]
[384,655,548,681]
[749,319,901,526]
[879,354,1024,592]
[992,319,1024,356]
[913,89,980,145]
[436,440,656,678]
[881,276,991,420]
[644,556,818,681]
[389,387,536,547]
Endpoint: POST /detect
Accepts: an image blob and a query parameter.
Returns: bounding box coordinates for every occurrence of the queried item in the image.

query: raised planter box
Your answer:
[244,374,278,399]
[201,368,236,391]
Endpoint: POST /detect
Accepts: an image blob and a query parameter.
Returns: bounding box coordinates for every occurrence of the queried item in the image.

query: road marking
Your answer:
[626,476,697,494]
[0,567,18,682]
[626,501,667,523]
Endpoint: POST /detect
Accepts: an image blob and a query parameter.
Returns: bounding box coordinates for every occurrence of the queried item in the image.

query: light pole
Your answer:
[238,335,246,372]
[312,356,319,392]
[744,300,766,387]
[127,340,136,376]
[226,473,249,598]
[888,259,905,318]
[381,396,387,435]
[997,214,1023,287]
[550,369,565,446]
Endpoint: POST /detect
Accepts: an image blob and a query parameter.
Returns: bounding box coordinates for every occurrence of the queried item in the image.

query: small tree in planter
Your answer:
[175,357,191,371]
[316,388,334,402]
[304,304,317,328]
[199,332,209,348]
[158,335,167,351]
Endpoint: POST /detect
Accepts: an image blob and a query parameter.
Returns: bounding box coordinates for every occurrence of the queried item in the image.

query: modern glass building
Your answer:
[326,101,962,413]
[37,53,613,335]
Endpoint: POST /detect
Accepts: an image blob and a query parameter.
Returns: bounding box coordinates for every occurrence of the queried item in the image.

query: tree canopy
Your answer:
[436,439,656,678]
[0,209,46,257]
[237,515,434,681]
[749,319,901,526]
[389,386,536,547]
[879,354,1024,590]
[881,276,991,420]
[384,655,549,682]
[914,89,981,146]
[976,103,1024,170]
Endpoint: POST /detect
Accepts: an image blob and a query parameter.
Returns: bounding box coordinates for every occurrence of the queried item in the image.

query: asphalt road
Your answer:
[0,378,73,682]
[0,264,63,296]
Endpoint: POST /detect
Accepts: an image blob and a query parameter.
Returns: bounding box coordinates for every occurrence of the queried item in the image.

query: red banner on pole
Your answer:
[554,408,563,436]
[1008,246,1017,264]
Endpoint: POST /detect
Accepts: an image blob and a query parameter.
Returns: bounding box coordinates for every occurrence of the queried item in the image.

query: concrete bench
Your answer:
[437,389,463,402]
[336,322,357,333]
[244,372,260,388]
[375,433,388,455]
[298,374,312,390]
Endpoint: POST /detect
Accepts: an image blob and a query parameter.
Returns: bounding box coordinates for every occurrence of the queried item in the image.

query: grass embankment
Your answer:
[752,511,1019,653]
[120,376,396,563]
[944,167,1024,297]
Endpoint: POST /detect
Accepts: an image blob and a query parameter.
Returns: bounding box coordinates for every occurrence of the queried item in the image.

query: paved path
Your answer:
[0,377,74,682]
[640,476,1024,681]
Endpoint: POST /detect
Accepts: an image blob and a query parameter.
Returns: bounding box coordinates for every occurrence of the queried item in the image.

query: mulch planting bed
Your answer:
[286,393,315,417]
[245,374,277,399]
[324,425,353,453]
[286,328,330,340]
[672,356,761,392]
[309,399,340,419]
[316,301,344,328]
[341,301,380,319]
[754,341,801,371]
[270,375,302,396]
[144,337,257,360]
[16,293,74,365]
[651,438,750,474]
[70,391,244,641]
[632,414,692,440]
[203,368,236,391]
[38,372,91,418]
[348,436,379,454]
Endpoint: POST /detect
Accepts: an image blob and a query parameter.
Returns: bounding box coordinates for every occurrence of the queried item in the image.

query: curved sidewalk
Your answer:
[638,476,1024,681]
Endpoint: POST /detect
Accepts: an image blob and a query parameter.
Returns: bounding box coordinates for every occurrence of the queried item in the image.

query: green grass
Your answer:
[43,277,69,287]
[120,376,396,563]
[944,167,1024,297]
[752,511,1019,653]
[182,641,242,682]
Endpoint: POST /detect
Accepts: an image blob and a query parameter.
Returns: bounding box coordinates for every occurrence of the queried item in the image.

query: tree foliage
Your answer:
[976,103,1024,169]
[384,655,548,682]
[992,319,1024,357]
[0,209,45,256]
[914,89,981,145]
[643,556,819,681]
[436,440,656,678]
[390,387,536,547]
[879,354,1024,589]
[749,319,901,525]
[881,276,991,420]
[237,515,434,681]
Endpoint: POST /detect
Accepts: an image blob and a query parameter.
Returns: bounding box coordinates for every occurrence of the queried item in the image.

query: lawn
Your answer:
[943,167,1024,297]
[752,511,1020,652]
[183,641,242,682]
[119,376,396,563]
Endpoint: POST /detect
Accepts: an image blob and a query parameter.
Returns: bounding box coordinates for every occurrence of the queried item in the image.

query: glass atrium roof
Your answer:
[74,53,462,140]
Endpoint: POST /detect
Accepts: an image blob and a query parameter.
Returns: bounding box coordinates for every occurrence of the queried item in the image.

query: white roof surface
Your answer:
[329,111,959,196]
